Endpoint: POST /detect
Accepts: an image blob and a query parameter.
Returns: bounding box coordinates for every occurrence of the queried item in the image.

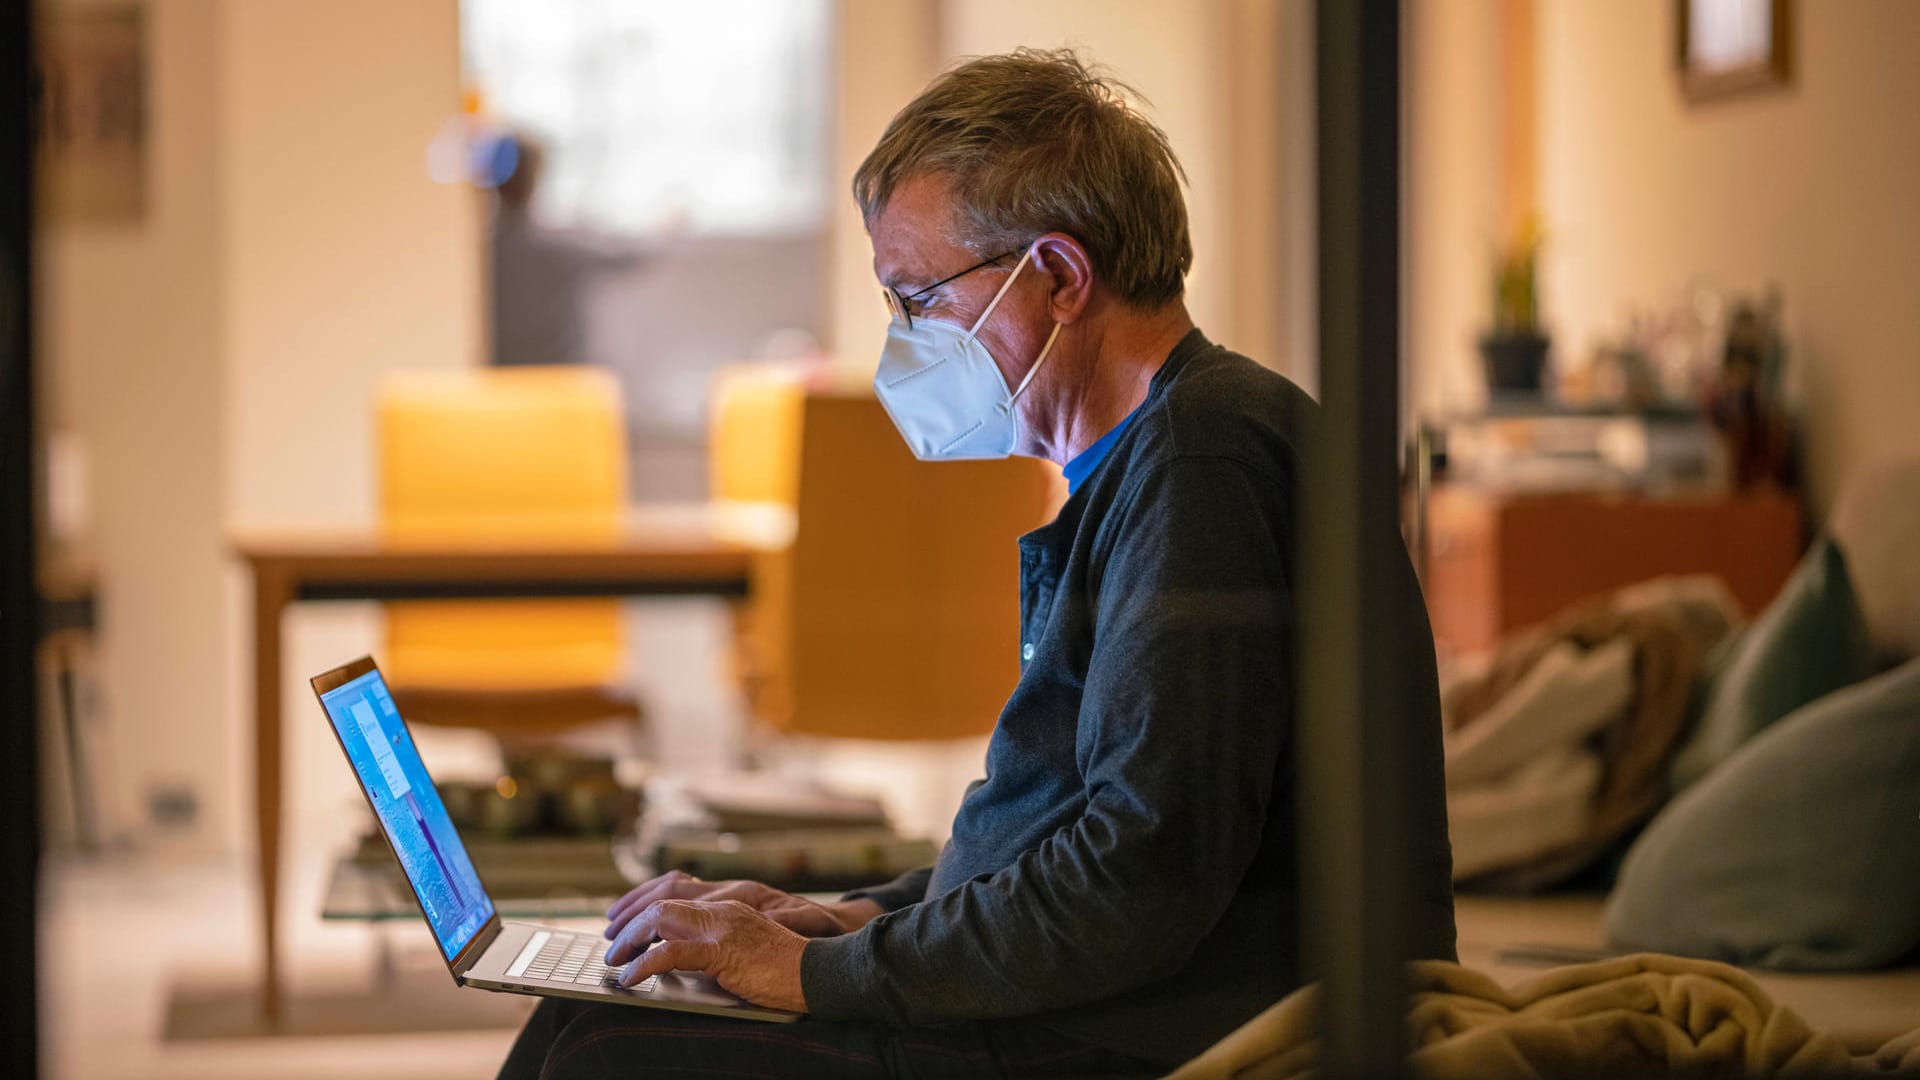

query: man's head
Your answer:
[858,49,1195,463]
[857,47,1191,309]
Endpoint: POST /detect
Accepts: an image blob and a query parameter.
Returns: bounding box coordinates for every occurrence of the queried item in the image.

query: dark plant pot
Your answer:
[1480,332,1551,395]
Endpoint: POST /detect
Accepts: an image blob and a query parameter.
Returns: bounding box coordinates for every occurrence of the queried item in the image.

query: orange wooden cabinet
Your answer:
[1422,486,1804,660]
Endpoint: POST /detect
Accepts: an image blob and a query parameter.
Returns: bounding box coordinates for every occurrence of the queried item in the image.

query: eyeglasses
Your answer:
[882,248,1022,330]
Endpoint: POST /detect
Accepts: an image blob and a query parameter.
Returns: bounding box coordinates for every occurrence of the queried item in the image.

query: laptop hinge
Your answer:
[452,917,503,981]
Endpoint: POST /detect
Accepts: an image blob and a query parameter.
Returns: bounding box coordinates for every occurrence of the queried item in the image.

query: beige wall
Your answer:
[1535,0,1920,515]
[220,0,480,861]
[39,0,230,844]
[1404,0,1504,420]
[824,0,941,370]
[41,0,478,850]
[223,0,480,531]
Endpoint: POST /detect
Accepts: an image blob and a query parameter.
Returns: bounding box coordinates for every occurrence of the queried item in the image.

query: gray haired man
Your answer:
[501,47,1455,1080]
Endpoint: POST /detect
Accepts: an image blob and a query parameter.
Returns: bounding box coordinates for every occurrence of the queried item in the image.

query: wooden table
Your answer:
[232,503,778,1021]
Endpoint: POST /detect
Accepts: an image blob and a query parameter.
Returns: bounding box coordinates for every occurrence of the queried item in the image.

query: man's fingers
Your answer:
[604,899,667,964]
[605,877,671,931]
[607,878,784,938]
[606,897,710,965]
[605,872,681,921]
[605,871,695,926]
[604,872,713,938]
[623,939,715,986]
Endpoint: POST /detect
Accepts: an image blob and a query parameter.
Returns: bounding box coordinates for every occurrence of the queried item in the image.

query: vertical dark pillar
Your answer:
[0,0,42,1076]
[1300,1,1408,1076]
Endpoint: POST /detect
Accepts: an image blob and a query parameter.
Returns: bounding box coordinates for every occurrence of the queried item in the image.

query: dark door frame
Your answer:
[2,0,42,1075]
[1299,1,1412,1075]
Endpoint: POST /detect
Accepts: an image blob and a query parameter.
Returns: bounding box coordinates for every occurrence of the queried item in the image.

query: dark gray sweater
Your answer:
[800,330,1457,1067]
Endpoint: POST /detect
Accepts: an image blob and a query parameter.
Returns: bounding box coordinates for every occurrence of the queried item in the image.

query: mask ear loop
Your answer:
[966,243,1041,339]
[1009,322,1063,403]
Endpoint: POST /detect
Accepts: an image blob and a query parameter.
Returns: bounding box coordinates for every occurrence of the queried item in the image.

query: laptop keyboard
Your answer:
[522,932,660,992]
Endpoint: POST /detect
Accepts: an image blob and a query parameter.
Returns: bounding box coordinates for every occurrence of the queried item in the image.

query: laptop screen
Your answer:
[317,668,494,959]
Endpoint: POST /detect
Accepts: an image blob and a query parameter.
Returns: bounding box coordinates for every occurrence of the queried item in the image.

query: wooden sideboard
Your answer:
[1421,487,1804,660]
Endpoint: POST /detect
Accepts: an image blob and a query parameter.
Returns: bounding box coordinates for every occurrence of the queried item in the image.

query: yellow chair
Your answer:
[376,366,641,735]
[709,363,807,510]
[713,374,1058,742]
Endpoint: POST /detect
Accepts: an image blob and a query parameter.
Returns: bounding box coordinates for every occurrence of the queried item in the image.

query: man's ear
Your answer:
[1031,232,1095,324]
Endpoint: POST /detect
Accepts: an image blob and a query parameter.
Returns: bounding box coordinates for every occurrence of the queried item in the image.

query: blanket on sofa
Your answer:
[1444,576,1741,887]
[1166,952,1919,1079]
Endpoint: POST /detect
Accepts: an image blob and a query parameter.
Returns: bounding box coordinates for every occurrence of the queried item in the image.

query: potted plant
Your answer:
[1480,217,1550,396]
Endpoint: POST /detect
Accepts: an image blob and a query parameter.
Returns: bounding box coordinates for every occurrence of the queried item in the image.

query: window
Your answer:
[462,0,831,235]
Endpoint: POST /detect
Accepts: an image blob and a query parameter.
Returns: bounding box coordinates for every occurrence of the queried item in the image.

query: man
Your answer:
[500,48,1454,1079]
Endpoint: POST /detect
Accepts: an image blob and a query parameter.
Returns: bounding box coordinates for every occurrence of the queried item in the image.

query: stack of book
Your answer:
[652,775,939,893]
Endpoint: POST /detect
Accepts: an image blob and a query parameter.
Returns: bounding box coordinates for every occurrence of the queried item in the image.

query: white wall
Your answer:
[1534,0,1920,515]
[41,0,480,851]
[1403,0,1504,420]
[824,0,941,368]
[39,0,230,845]
[218,0,481,859]
[222,0,480,532]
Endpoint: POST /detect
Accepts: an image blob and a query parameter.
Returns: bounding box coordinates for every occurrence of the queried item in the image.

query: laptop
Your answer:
[310,655,801,1022]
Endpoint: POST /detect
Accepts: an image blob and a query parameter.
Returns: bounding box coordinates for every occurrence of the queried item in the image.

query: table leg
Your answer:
[52,634,96,851]
[252,568,290,1022]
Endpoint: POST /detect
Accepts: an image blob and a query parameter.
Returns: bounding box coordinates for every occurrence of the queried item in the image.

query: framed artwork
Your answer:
[36,5,147,223]
[1676,0,1791,104]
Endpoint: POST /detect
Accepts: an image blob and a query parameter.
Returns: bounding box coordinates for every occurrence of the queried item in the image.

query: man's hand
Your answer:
[603,898,809,1012]
[604,870,883,941]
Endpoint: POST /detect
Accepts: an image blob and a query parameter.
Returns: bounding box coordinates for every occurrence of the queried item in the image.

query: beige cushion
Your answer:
[1829,456,1920,662]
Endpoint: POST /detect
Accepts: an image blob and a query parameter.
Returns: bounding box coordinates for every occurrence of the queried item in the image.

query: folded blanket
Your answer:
[1444,576,1741,888]
[1446,747,1601,880]
[1444,641,1634,788]
[1165,953,1915,1079]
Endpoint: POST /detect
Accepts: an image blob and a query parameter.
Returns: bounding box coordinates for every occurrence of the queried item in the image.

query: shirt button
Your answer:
[1021,642,1035,661]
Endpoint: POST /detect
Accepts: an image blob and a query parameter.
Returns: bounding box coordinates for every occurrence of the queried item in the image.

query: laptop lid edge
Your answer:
[308,655,503,983]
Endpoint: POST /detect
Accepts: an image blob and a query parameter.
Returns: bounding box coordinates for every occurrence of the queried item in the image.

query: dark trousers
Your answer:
[497,997,1162,1080]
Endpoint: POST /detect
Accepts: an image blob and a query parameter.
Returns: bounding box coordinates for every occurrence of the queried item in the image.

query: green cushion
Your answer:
[1606,656,1920,969]
[1668,537,1877,792]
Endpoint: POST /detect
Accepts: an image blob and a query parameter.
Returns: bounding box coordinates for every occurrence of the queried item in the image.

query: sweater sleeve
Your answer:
[800,455,1290,1024]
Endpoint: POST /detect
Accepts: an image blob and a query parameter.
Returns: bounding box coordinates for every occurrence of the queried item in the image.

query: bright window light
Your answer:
[462,0,831,236]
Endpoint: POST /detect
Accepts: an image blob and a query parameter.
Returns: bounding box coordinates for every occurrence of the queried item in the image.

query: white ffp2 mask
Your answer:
[873,244,1062,461]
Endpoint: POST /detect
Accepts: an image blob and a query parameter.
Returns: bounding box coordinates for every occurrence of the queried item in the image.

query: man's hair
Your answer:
[854,48,1192,309]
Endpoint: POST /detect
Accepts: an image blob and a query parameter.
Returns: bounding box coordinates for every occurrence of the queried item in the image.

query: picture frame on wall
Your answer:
[36,4,147,223]
[1677,0,1791,104]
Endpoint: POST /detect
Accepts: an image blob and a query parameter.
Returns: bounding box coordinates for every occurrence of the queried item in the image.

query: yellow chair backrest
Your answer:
[708,364,806,508]
[752,389,1057,740]
[377,367,627,690]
